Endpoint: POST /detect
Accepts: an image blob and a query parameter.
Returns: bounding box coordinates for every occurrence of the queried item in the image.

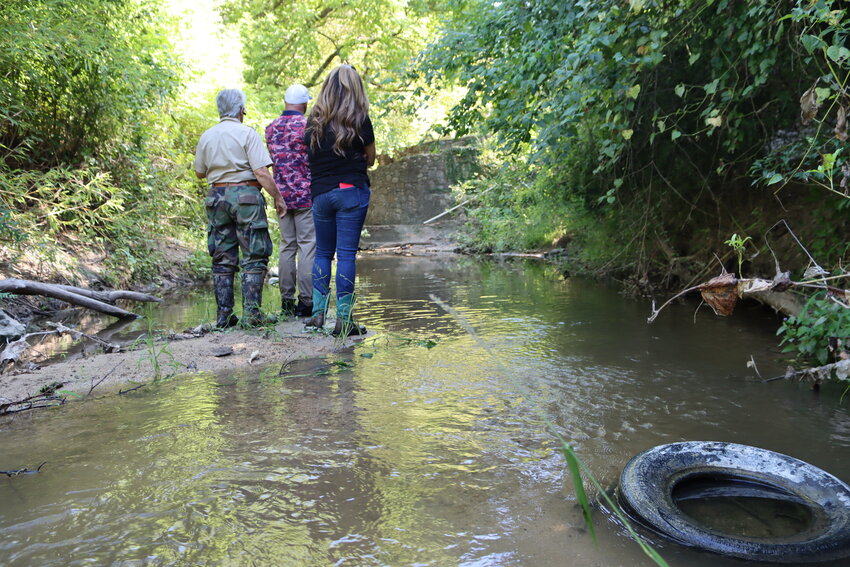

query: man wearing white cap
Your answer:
[265,84,315,318]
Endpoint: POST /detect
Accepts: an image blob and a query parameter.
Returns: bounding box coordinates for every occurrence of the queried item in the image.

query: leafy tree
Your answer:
[221,0,440,89]
[219,0,450,152]
[417,0,849,271]
[0,0,180,168]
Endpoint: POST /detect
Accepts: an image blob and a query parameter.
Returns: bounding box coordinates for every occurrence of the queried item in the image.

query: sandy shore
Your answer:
[0,317,363,409]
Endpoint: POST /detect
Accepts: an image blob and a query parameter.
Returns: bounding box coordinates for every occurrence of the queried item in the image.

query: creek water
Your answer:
[1,255,849,566]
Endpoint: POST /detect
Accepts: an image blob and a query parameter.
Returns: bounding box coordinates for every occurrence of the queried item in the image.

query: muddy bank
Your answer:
[0,317,365,409]
[1,225,464,409]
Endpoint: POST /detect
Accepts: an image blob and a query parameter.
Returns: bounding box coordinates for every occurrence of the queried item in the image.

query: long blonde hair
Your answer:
[307,65,370,156]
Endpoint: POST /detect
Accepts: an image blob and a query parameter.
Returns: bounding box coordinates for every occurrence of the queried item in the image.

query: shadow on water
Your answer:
[1,255,849,566]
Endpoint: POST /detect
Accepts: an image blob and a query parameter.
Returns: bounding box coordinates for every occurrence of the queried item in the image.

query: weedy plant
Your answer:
[133,306,180,381]
[778,292,850,367]
[429,294,669,566]
[724,233,752,276]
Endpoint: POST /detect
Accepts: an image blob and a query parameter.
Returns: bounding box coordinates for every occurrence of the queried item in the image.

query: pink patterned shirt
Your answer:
[265,111,312,209]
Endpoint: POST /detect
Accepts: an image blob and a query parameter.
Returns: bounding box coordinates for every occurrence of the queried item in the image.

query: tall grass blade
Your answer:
[555,433,596,543]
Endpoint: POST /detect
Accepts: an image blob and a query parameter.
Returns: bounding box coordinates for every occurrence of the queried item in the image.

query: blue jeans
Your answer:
[311,185,370,300]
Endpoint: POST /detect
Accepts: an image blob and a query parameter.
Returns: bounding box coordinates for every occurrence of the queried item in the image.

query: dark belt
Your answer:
[210,180,261,188]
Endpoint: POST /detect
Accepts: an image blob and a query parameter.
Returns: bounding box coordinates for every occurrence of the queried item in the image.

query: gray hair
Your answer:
[216,89,247,118]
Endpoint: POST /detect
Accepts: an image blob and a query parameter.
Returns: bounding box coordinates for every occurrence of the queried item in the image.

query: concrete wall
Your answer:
[365,140,479,225]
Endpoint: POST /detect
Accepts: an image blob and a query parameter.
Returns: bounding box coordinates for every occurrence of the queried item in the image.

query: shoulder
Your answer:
[197,124,218,145]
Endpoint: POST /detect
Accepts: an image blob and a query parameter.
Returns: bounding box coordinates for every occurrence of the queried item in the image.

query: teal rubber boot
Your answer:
[332,293,367,337]
[305,288,329,330]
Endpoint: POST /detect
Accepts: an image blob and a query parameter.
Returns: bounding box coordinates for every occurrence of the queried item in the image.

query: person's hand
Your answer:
[274,197,287,218]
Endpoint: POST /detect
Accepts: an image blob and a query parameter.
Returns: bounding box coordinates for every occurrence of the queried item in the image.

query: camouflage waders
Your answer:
[205,184,274,327]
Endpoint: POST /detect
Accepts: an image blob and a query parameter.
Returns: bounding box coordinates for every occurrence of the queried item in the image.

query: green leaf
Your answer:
[826,45,850,63]
[626,84,641,99]
[823,153,836,171]
[621,129,634,140]
[56,390,84,399]
[674,84,685,97]
[704,79,719,95]
[557,439,597,543]
[671,130,682,141]
[815,87,832,102]
[767,173,783,185]
[800,34,825,54]
[688,52,701,65]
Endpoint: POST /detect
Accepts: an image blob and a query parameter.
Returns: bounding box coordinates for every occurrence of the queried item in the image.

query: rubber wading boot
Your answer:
[304,288,329,330]
[331,293,367,338]
[280,297,297,319]
[241,271,277,328]
[295,300,313,318]
[213,273,239,328]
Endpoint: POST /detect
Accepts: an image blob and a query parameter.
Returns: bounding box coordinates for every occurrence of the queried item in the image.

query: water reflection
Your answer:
[1,255,848,566]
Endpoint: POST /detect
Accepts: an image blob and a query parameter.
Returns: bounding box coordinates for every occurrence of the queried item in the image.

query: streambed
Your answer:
[1,255,848,566]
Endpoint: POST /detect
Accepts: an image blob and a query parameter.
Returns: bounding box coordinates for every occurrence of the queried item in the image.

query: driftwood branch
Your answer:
[1,462,47,476]
[0,278,159,318]
[0,390,65,414]
[1,322,121,367]
[648,271,848,323]
[764,359,850,384]
[51,284,161,304]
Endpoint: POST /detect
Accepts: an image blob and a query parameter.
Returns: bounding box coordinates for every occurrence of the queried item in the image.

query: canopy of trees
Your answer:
[1,0,180,168]
[1,0,847,286]
[411,0,848,273]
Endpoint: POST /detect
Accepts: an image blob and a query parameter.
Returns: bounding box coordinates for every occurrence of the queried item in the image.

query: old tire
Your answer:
[618,441,850,563]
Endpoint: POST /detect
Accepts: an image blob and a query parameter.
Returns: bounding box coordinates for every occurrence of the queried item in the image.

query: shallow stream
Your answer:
[1,255,849,566]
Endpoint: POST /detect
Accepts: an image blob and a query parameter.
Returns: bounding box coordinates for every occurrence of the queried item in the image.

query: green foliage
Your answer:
[0,0,180,168]
[724,233,752,276]
[0,204,25,244]
[455,159,576,253]
[0,0,216,286]
[220,0,452,154]
[416,0,850,274]
[778,293,850,366]
[186,249,212,280]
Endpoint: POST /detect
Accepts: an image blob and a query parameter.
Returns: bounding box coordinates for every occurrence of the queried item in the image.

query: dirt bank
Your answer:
[0,318,367,411]
[1,223,463,411]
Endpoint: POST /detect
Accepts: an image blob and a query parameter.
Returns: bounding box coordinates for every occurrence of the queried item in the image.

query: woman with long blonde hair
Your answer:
[304,64,375,337]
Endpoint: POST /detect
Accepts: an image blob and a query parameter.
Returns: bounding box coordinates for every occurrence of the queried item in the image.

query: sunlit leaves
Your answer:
[0,0,180,167]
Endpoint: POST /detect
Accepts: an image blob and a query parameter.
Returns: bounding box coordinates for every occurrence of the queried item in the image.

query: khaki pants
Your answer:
[277,208,316,304]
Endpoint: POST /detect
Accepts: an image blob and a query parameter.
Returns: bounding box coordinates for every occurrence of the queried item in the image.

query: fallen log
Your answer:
[52,284,161,304]
[1,324,121,367]
[765,359,850,384]
[0,278,150,318]
[647,271,848,323]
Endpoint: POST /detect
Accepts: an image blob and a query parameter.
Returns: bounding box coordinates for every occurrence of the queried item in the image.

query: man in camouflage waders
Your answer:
[194,89,287,328]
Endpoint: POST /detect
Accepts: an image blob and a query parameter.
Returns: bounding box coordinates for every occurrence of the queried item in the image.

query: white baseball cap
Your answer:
[284,84,310,104]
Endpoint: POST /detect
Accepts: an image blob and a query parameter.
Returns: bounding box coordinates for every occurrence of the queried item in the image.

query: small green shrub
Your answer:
[778,293,850,366]
[455,160,578,253]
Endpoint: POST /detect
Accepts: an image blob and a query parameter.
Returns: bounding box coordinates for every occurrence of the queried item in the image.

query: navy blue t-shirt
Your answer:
[305,116,374,197]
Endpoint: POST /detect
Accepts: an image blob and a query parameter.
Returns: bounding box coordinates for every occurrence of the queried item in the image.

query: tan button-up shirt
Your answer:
[194,117,273,184]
